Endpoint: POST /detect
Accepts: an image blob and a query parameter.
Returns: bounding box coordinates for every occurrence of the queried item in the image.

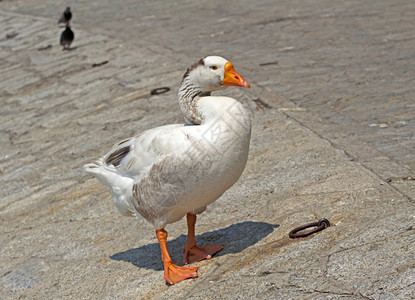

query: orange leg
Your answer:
[183,213,223,265]
[156,229,198,285]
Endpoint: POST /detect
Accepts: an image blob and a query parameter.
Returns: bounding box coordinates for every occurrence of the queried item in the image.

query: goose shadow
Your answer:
[110,221,279,271]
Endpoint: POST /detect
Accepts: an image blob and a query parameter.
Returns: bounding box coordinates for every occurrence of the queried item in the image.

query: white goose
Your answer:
[84,56,251,284]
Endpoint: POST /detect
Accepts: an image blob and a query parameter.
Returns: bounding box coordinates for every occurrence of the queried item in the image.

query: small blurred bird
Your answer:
[58,7,72,26]
[60,25,74,50]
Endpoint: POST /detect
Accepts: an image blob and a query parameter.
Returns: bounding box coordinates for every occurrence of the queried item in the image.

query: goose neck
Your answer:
[178,83,211,125]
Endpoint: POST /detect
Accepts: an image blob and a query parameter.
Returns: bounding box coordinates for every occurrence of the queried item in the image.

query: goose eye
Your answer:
[210,65,218,70]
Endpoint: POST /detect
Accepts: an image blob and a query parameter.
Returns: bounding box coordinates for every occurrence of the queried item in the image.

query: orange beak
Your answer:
[223,62,250,88]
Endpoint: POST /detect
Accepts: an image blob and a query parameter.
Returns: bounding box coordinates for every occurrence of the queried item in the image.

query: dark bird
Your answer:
[60,25,74,50]
[58,7,72,25]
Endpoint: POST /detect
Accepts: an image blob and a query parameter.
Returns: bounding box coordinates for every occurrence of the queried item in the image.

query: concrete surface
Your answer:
[1,0,414,299]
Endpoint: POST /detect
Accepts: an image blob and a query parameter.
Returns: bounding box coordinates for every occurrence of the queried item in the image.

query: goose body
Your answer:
[84,56,251,284]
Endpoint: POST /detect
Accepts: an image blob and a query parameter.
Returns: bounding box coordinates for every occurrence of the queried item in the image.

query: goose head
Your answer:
[181,56,250,93]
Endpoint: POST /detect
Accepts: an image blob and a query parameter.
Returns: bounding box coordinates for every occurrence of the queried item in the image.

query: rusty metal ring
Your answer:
[150,87,170,95]
[289,218,330,239]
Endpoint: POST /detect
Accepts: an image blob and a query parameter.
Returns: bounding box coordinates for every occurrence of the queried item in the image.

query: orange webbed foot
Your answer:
[157,228,199,285]
[183,244,223,265]
[164,262,199,285]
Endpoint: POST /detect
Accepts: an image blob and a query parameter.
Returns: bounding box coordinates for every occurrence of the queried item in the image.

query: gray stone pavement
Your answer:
[0,0,414,299]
